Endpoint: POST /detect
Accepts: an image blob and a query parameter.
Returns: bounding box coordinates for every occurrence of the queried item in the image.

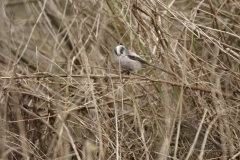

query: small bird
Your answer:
[113,45,172,74]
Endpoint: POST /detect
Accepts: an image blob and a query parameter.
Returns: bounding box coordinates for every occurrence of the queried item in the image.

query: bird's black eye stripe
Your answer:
[120,47,125,55]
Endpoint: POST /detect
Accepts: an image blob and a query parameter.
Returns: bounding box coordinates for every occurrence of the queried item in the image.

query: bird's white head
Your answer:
[114,45,128,57]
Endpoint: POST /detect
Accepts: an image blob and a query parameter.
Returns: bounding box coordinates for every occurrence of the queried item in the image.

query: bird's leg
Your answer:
[121,70,130,75]
[121,70,126,74]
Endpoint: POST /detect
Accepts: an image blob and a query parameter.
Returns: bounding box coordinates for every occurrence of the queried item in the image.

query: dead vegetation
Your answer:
[0,0,239,160]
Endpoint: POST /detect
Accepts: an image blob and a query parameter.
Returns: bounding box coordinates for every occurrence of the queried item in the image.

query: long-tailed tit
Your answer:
[114,45,172,74]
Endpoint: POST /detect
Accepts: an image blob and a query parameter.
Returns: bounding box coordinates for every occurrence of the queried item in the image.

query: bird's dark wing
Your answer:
[127,55,150,66]
[127,55,174,75]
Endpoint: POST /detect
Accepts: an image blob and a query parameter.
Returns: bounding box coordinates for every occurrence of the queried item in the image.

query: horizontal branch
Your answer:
[0,73,238,100]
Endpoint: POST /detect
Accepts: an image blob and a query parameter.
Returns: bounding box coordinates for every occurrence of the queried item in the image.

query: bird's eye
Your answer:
[120,47,124,55]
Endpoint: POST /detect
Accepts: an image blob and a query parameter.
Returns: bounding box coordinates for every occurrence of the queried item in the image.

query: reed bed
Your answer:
[0,0,239,159]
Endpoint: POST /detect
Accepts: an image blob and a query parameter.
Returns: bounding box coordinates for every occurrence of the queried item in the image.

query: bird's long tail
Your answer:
[150,65,174,75]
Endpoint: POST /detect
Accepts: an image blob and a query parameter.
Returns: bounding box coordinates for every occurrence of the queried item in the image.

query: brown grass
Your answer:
[0,0,239,160]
